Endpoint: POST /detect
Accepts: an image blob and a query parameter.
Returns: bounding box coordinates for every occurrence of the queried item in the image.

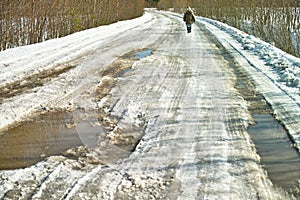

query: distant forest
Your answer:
[0,0,146,51]
[1,0,299,57]
[158,0,300,57]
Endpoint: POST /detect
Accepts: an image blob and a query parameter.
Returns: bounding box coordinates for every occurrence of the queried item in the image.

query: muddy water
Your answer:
[248,114,300,193]
[233,66,300,195]
[0,111,84,169]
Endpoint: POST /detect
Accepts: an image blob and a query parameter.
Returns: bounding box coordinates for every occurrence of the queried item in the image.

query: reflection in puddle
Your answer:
[0,111,101,170]
[132,48,152,59]
[72,109,104,149]
[248,114,300,194]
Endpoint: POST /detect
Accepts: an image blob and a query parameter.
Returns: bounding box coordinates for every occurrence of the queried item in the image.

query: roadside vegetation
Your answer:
[158,0,300,57]
[0,0,146,51]
[1,0,299,58]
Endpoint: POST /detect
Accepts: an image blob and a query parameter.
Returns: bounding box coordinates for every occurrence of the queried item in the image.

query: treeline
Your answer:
[158,0,300,57]
[0,0,146,51]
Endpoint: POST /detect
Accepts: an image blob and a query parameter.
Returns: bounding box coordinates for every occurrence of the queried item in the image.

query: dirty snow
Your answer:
[0,12,155,132]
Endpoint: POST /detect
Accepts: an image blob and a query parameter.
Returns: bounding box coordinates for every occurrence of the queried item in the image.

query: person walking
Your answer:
[183,7,195,33]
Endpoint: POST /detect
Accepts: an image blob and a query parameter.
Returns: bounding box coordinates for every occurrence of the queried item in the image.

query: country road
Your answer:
[0,9,299,199]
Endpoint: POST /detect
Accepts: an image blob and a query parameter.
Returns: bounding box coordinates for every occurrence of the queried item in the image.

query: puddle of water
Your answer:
[230,62,300,196]
[0,111,100,170]
[115,67,132,77]
[132,48,152,59]
[72,109,104,149]
[248,114,300,192]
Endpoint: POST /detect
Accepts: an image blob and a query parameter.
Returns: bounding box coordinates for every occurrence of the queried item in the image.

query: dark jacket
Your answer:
[183,10,195,24]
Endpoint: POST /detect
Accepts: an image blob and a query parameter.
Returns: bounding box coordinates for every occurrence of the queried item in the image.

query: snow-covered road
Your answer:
[0,10,299,199]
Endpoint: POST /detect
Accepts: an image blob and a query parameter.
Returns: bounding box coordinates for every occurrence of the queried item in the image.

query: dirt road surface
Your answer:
[0,10,297,199]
